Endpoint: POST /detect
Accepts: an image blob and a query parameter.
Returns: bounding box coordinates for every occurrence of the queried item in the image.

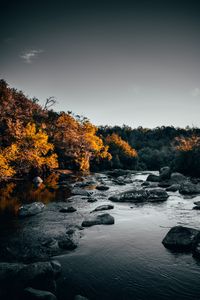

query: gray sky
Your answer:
[1,0,200,128]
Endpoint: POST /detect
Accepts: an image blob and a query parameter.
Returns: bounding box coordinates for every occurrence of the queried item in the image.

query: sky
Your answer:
[1,0,200,128]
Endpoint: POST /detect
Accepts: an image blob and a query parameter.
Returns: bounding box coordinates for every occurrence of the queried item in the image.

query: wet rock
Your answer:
[75,295,89,300]
[106,169,131,178]
[170,172,186,183]
[18,202,45,217]
[147,188,169,201]
[109,188,168,203]
[159,166,171,180]
[162,226,199,250]
[58,238,78,250]
[141,181,150,186]
[166,184,180,192]
[87,197,97,203]
[158,180,173,188]
[59,206,77,213]
[82,213,114,227]
[91,204,114,212]
[146,174,160,182]
[33,177,43,184]
[71,188,92,197]
[23,287,57,300]
[109,189,147,202]
[96,185,109,191]
[179,182,200,195]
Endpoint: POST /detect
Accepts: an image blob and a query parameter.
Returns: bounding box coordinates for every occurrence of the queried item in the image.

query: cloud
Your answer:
[191,87,200,97]
[20,49,44,63]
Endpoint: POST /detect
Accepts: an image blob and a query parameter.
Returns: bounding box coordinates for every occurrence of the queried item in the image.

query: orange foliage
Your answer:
[105,133,138,158]
[175,135,200,152]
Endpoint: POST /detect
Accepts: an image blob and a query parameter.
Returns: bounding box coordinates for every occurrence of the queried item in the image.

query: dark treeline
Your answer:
[1,79,200,180]
[97,125,200,177]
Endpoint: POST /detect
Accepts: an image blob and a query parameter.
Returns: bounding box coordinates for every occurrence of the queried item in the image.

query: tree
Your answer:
[105,133,138,169]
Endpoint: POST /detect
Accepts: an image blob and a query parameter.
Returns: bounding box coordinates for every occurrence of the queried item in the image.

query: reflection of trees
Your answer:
[0,183,20,216]
[0,174,60,216]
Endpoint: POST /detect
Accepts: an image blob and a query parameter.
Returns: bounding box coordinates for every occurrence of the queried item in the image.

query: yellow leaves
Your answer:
[105,133,138,158]
[175,135,200,152]
[0,153,15,178]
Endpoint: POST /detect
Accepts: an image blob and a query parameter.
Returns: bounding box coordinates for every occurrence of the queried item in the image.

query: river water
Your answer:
[56,173,200,300]
[1,172,200,300]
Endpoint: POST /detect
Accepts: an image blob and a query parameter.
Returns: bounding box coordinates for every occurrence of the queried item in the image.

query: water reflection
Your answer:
[0,173,71,217]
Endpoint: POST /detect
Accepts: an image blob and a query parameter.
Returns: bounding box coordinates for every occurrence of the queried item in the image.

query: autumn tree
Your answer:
[105,133,138,169]
[49,112,111,171]
[173,134,200,177]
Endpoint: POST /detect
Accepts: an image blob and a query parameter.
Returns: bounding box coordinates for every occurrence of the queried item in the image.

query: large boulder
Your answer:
[146,174,160,182]
[109,188,168,203]
[159,166,171,180]
[146,188,169,201]
[23,287,57,300]
[179,182,200,195]
[170,172,186,183]
[82,213,114,227]
[162,226,199,250]
[109,189,147,202]
[18,202,45,218]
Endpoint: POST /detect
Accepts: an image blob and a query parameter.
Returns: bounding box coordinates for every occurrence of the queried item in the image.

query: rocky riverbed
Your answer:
[1,168,200,300]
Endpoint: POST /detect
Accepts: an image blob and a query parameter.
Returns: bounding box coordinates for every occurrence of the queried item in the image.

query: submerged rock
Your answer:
[91,204,114,212]
[23,287,57,300]
[162,226,199,250]
[82,213,114,227]
[18,202,45,218]
[59,206,77,213]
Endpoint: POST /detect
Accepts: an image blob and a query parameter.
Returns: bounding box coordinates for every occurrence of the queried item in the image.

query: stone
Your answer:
[23,287,57,300]
[74,295,89,300]
[71,188,91,197]
[96,185,109,191]
[162,226,199,250]
[147,188,169,201]
[146,174,160,182]
[33,177,43,184]
[91,204,114,212]
[166,184,180,192]
[159,166,171,180]
[109,188,168,203]
[18,202,45,217]
[170,172,186,183]
[179,182,200,195]
[59,206,77,213]
[109,189,147,202]
[82,213,115,227]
